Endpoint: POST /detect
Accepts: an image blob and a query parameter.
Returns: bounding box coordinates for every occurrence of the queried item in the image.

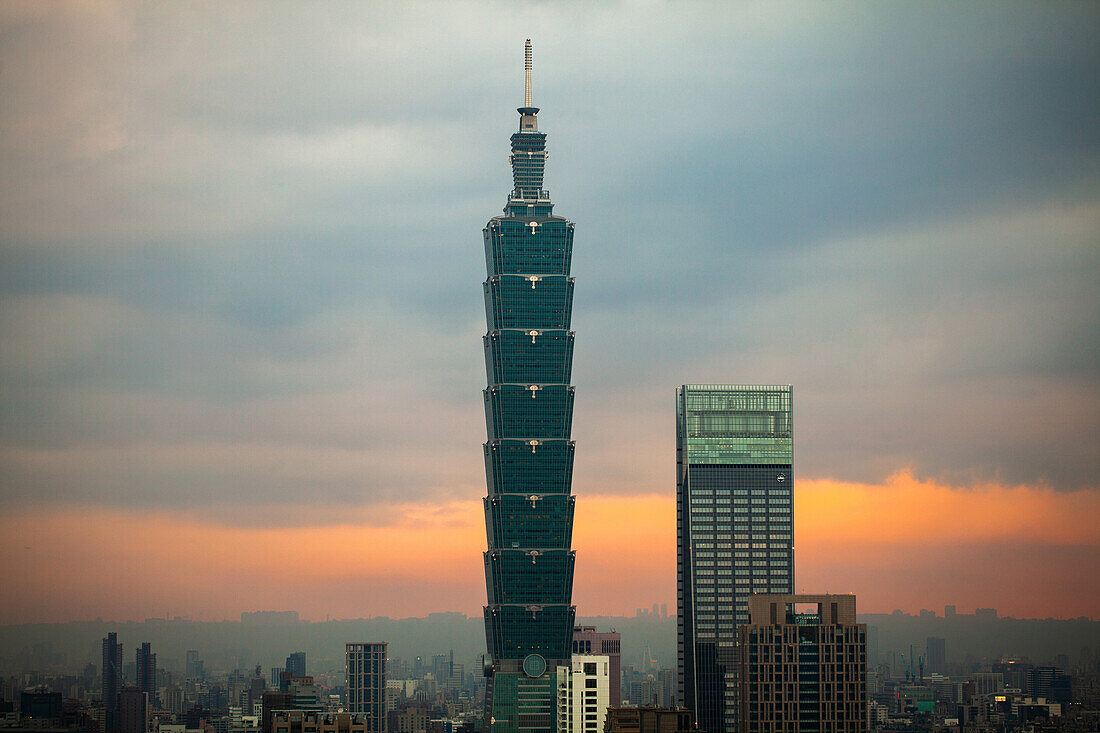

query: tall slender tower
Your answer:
[482,40,577,733]
[136,642,157,706]
[102,632,123,732]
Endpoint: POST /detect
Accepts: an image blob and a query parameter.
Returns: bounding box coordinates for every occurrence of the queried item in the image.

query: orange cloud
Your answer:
[797,470,1100,546]
[0,473,1095,623]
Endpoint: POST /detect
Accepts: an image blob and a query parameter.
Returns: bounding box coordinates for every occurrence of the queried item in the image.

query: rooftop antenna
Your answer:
[524,39,533,107]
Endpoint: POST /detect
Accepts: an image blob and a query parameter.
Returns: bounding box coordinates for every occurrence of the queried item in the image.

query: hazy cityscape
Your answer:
[1,3,1098,733]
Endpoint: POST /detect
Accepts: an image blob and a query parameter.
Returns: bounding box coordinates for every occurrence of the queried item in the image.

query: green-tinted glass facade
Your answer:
[676,385,794,733]
[482,76,576,733]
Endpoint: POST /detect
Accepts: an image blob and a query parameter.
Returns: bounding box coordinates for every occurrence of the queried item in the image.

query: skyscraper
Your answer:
[482,40,577,733]
[926,637,946,676]
[102,632,123,732]
[676,385,794,733]
[185,650,203,680]
[136,642,157,706]
[346,643,386,732]
[285,652,306,679]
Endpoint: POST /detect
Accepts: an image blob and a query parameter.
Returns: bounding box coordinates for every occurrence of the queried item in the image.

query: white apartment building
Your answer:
[555,655,611,733]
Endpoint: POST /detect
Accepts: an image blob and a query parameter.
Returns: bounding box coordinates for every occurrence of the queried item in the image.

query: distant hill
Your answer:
[863,612,1099,668]
[1,611,1094,678]
[0,613,676,678]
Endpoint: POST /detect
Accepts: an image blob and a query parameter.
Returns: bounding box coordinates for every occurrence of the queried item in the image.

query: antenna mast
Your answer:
[524,39,533,107]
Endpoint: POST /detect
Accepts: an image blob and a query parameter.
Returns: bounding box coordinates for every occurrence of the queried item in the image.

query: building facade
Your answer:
[346,643,386,732]
[572,627,622,707]
[676,385,794,733]
[482,40,577,733]
[739,594,867,733]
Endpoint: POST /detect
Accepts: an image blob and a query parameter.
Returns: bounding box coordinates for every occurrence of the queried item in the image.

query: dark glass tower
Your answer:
[676,385,794,733]
[136,642,157,706]
[102,632,122,732]
[482,40,577,733]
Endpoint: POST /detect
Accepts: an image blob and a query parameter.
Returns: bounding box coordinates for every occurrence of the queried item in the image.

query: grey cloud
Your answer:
[0,2,1097,519]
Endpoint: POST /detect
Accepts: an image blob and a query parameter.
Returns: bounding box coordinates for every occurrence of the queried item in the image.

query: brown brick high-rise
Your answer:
[739,594,866,733]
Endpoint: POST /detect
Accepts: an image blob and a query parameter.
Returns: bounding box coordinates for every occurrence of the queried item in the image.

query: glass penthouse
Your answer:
[676,385,794,733]
[481,41,577,733]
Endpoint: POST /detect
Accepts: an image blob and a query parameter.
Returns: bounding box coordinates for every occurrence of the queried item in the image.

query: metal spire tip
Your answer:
[524,39,532,108]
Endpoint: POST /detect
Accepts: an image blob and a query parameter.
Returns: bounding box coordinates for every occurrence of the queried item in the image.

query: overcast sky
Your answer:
[0,2,1097,622]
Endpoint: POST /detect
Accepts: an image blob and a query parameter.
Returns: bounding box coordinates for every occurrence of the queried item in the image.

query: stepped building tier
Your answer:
[482,40,578,733]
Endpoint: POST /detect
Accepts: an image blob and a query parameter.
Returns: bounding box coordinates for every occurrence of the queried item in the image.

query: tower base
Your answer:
[484,660,558,733]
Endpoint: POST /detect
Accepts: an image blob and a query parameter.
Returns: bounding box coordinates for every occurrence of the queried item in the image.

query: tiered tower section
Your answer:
[482,40,577,733]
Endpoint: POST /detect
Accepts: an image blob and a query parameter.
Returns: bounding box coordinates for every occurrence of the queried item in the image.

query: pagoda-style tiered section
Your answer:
[481,40,577,733]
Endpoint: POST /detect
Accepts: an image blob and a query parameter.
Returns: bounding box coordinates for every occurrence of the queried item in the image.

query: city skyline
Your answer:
[0,2,1098,626]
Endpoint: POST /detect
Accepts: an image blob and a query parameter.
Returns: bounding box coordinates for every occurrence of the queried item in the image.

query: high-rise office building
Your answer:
[481,40,578,733]
[739,594,867,732]
[102,632,123,732]
[1026,666,1072,704]
[556,655,611,733]
[346,643,386,732]
[676,385,794,733]
[926,637,946,676]
[136,642,157,706]
[573,627,622,707]
[285,653,306,679]
[185,651,203,680]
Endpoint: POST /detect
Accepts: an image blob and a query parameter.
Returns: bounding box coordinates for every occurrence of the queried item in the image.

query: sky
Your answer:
[0,1,1098,624]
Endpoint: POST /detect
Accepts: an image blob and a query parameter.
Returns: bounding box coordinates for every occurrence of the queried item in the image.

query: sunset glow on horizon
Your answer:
[3,470,1095,625]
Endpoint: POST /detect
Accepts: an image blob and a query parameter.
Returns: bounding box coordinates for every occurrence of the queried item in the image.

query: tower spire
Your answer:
[517,39,539,131]
[524,39,533,107]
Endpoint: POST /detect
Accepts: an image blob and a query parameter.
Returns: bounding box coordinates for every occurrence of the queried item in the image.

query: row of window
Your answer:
[695,549,789,556]
[690,498,790,506]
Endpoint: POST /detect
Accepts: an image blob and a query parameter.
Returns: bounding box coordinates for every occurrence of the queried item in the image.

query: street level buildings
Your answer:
[603,707,695,733]
[271,712,375,733]
[739,594,867,733]
[676,385,794,733]
[481,40,578,733]
[346,643,386,732]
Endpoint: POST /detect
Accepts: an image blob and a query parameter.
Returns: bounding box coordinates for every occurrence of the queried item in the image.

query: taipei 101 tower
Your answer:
[481,40,578,733]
